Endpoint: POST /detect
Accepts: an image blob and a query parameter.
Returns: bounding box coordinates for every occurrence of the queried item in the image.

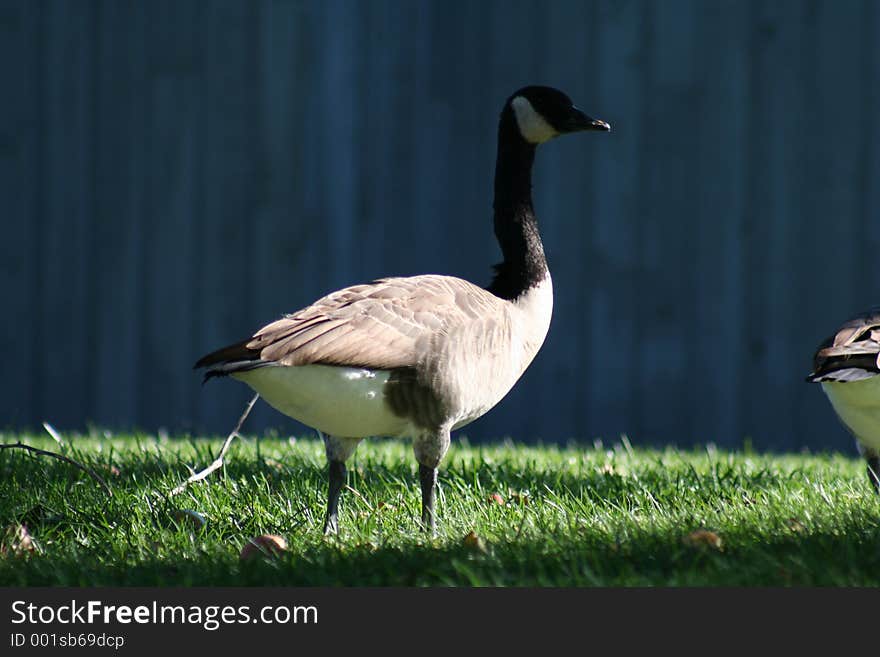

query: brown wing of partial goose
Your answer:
[808,308,880,382]
[195,275,504,377]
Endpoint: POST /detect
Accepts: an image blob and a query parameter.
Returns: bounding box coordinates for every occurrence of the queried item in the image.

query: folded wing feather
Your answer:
[208,275,505,372]
[809,308,880,381]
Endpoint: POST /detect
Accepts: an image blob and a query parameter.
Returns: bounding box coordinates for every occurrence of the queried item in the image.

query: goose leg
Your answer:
[867,454,880,494]
[324,460,346,534]
[413,429,451,534]
[419,464,438,532]
[321,435,361,534]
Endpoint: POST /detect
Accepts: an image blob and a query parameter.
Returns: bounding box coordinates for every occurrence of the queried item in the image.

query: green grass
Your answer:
[1,431,878,586]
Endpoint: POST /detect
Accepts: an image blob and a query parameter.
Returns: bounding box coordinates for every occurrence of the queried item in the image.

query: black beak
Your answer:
[566,107,611,133]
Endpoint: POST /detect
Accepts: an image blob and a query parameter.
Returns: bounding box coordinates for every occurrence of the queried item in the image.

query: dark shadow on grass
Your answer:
[3,517,880,586]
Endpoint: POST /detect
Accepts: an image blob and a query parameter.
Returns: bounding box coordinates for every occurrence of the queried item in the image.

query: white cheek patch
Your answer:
[511,96,558,144]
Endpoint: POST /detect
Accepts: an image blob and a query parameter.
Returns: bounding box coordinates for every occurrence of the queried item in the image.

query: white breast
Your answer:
[822,376,880,451]
[442,274,554,430]
[234,365,411,438]
[511,274,554,360]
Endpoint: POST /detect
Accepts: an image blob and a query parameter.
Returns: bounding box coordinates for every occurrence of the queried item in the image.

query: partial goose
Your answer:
[807,309,880,492]
[196,86,610,533]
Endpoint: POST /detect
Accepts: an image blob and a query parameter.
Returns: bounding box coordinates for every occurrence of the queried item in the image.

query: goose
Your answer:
[807,309,880,492]
[195,85,610,533]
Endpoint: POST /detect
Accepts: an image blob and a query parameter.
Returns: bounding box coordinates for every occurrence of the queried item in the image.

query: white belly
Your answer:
[822,377,880,451]
[234,364,411,438]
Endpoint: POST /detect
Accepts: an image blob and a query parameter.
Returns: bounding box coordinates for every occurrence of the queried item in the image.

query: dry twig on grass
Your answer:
[0,429,113,497]
[168,393,259,497]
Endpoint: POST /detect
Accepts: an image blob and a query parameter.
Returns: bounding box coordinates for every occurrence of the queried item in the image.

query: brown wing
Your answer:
[196,275,505,373]
[808,308,880,382]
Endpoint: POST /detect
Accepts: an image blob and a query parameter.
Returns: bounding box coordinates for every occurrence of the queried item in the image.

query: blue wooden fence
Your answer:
[3,0,880,451]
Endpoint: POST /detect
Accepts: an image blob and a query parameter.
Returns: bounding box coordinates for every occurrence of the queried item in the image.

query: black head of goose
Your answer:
[807,309,880,492]
[196,86,610,533]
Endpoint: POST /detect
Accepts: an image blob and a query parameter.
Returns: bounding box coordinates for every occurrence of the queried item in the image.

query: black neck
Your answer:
[486,107,548,300]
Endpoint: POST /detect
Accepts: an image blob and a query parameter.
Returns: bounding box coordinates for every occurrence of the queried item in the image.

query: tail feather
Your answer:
[195,339,264,382]
[194,339,260,370]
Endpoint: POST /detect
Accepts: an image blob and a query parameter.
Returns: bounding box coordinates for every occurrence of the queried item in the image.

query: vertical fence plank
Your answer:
[244,0,314,433]
[476,0,547,441]
[352,0,398,289]
[738,0,805,450]
[89,0,146,429]
[635,0,701,444]
[857,0,880,307]
[137,0,203,430]
[314,0,358,291]
[407,0,454,284]
[0,1,39,428]
[785,0,869,451]
[37,1,96,428]
[527,0,596,443]
[691,0,750,447]
[575,0,646,444]
[192,0,263,432]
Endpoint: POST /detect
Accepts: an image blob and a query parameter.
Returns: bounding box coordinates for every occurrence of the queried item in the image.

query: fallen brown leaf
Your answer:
[462,530,487,553]
[1,524,38,557]
[786,518,806,533]
[683,529,723,551]
[239,534,288,561]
